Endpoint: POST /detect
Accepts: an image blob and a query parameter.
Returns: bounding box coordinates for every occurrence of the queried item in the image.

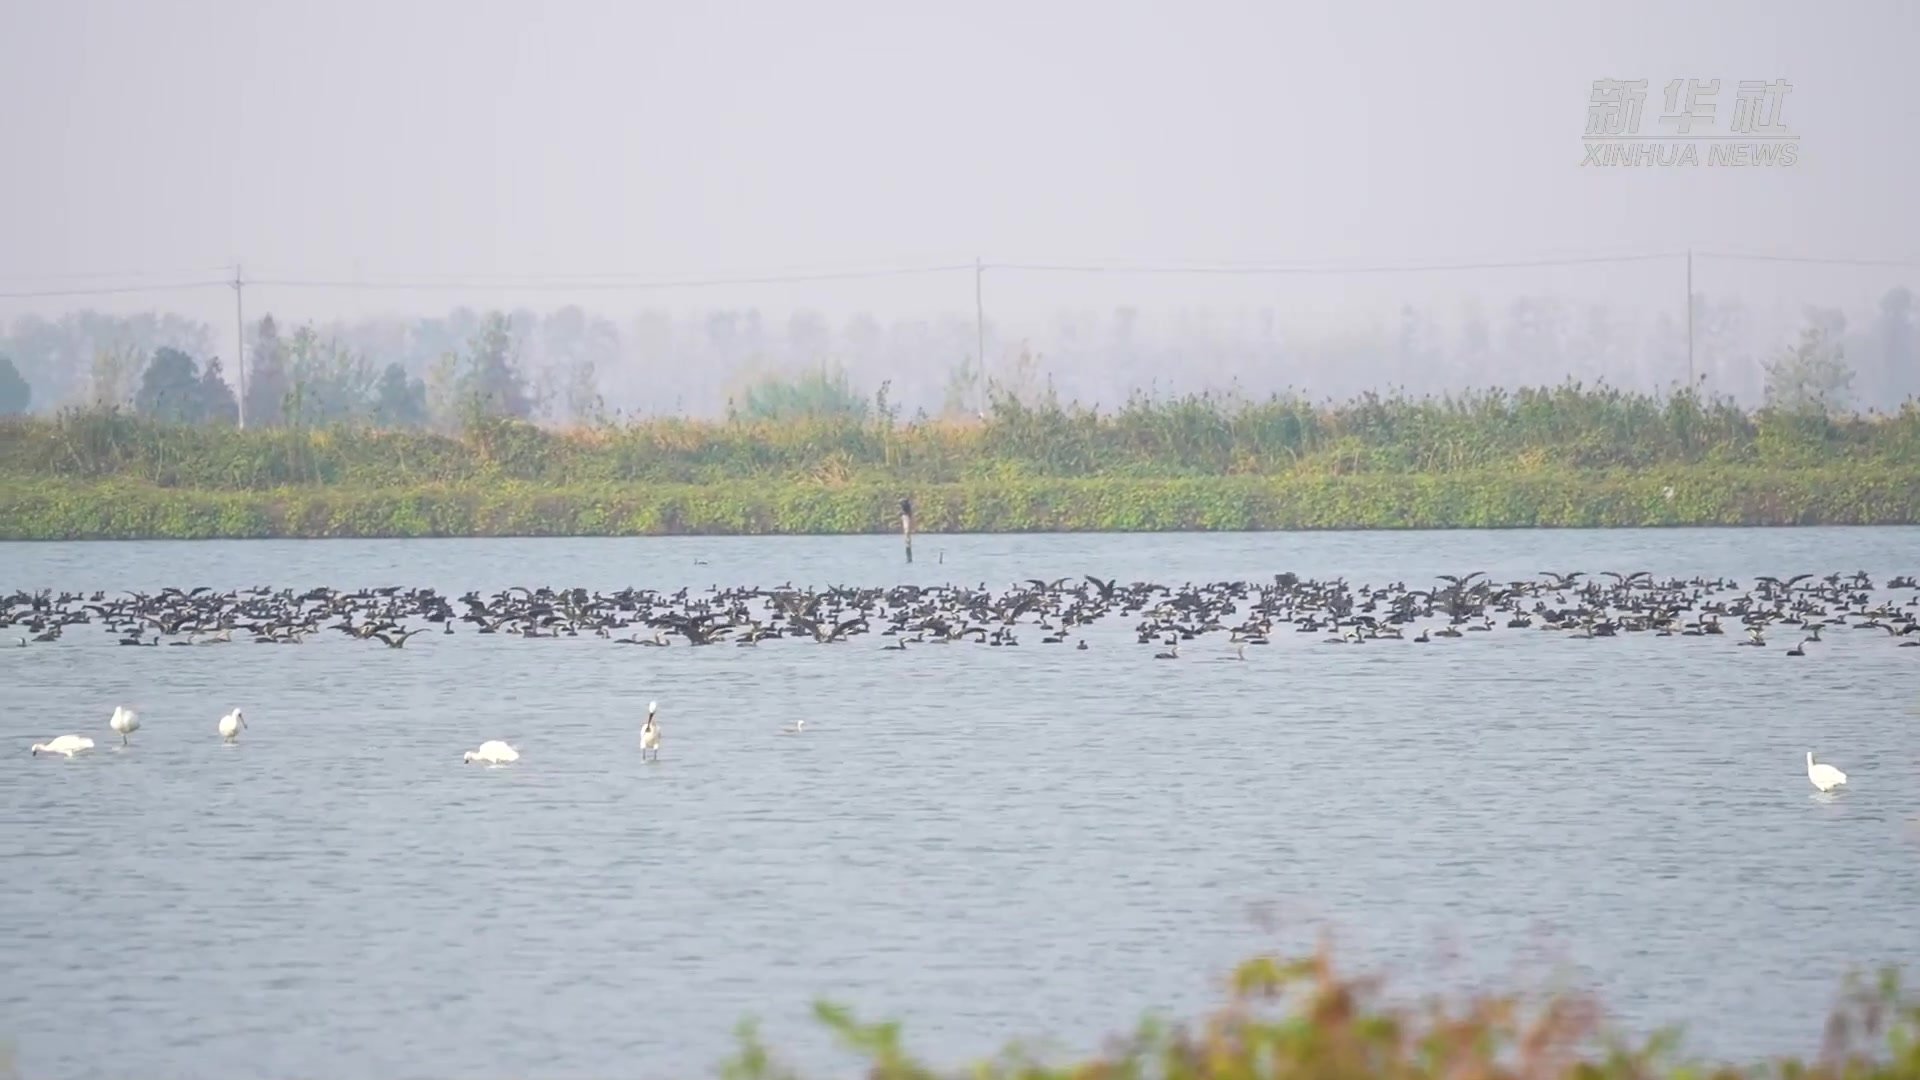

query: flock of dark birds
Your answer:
[4,570,1919,658]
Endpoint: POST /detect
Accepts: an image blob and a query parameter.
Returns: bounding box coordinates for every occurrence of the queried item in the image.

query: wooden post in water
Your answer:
[900,497,914,563]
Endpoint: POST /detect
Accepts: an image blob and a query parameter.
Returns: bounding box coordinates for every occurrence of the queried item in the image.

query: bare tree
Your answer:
[1763,320,1855,417]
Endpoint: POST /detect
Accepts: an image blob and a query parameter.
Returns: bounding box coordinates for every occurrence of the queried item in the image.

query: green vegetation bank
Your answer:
[2,384,1918,539]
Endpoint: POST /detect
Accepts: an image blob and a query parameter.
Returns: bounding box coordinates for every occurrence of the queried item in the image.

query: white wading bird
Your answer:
[1807,751,1847,792]
[31,735,94,757]
[641,701,661,760]
[109,706,140,746]
[463,740,520,766]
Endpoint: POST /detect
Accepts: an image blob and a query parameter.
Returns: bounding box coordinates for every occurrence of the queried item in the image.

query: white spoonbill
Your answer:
[109,706,140,746]
[31,735,95,757]
[1807,751,1847,792]
[218,708,247,743]
[463,740,520,765]
[641,701,661,760]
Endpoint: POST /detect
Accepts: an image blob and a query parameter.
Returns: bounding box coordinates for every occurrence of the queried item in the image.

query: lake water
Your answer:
[4,528,1920,1080]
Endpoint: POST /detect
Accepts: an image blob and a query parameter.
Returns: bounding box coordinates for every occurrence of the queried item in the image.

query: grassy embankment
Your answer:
[728,945,1914,1079]
[2,384,1918,539]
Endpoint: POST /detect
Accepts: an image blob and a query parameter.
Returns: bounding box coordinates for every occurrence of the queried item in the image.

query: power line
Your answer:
[1694,251,1920,268]
[247,263,977,292]
[0,251,1912,300]
[0,264,238,284]
[0,279,234,300]
[986,252,1686,275]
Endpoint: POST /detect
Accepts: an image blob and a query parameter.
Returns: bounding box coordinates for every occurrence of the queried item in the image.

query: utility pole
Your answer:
[974,257,986,416]
[232,263,248,429]
[1685,248,1694,390]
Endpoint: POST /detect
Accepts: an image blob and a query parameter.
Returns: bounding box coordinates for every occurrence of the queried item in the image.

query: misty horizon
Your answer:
[2,0,1915,418]
[3,273,1916,422]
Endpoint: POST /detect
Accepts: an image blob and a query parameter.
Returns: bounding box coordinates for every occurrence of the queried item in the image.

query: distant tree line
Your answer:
[0,352,30,415]
[0,310,557,432]
[0,286,1915,425]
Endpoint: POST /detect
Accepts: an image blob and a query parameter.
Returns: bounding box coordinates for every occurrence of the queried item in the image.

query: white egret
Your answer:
[1807,751,1847,792]
[109,706,140,746]
[641,701,661,760]
[463,740,520,766]
[31,735,94,757]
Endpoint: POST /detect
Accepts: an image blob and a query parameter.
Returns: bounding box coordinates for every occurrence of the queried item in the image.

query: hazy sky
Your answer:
[0,0,1914,326]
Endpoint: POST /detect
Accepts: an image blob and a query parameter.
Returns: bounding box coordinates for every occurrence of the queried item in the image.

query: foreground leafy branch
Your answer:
[720,946,1920,1080]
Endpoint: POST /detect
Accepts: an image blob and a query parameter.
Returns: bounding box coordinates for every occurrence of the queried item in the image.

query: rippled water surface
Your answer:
[4,528,1920,1080]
